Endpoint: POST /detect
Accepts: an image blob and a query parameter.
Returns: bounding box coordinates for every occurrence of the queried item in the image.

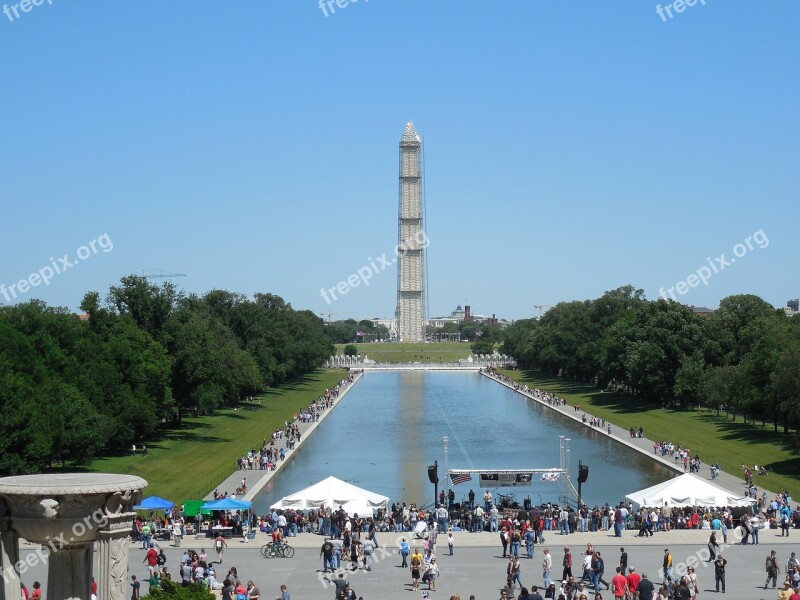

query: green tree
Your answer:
[471,339,494,355]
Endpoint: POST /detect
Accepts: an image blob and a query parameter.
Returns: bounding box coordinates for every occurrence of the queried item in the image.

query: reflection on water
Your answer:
[252,371,675,514]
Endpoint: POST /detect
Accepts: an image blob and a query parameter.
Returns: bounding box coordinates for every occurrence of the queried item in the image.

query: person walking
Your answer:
[507,556,522,590]
[626,566,641,597]
[637,572,656,600]
[525,528,535,559]
[592,551,608,592]
[714,554,727,593]
[662,549,673,585]
[276,584,290,600]
[511,528,521,558]
[399,538,410,568]
[410,548,423,591]
[320,540,335,573]
[427,558,440,591]
[361,536,374,571]
[610,567,628,600]
[214,534,227,564]
[542,548,553,589]
[766,550,781,590]
[780,503,793,537]
[619,548,628,574]
[559,507,569,535]
[322,573,348,600]
[448,531,454,556]
[130,576,140,600]
[707,531,719,561]
[562,547,572,581]
[686,566,699,600]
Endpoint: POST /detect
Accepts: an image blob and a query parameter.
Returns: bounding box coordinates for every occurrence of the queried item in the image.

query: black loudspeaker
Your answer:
[578,464,589,484]
[428,465,439,484]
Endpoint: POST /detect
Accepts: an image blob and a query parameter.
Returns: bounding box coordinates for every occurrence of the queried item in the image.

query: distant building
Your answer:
[787,299,799,314]
[692,306,714,317]
[364,317,397,337]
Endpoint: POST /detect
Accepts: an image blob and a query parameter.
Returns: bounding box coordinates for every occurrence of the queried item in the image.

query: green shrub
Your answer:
[144,579,214,600]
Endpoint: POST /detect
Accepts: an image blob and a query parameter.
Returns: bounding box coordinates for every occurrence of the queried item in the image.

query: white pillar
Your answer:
[0,516,20,600]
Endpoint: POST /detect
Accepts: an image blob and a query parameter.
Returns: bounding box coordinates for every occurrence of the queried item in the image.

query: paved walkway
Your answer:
[19,534,800,600]
[481,371,778,502]
[203,371,364,502]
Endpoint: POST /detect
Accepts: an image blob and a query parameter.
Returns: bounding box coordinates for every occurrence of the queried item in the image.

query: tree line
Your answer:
[0,276,333,474]
[503,286,800,436]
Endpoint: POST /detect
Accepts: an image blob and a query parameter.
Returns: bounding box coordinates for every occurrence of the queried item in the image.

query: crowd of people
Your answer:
[233,371,361,476]
[136,534,292,600]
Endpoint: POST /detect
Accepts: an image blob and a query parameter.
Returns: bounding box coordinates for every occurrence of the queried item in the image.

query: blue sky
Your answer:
[1,1,798,320]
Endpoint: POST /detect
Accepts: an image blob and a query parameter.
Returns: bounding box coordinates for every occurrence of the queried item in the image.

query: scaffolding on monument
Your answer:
[395,121,427,343]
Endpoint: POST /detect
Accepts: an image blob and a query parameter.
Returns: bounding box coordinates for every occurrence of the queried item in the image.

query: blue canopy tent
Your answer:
[200,498,252,511]
[200,497,255,539]
[133,496,175,511]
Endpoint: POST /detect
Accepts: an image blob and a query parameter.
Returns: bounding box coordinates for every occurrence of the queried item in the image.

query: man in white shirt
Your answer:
[277,513,288,537]
[436,505,449,532]
[474,505,485,532]
[559,507,569,535]
[542,548,553,588]
[580,552,593,585]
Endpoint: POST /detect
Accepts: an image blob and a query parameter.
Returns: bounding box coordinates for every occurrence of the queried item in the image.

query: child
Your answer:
[448,532,454,556]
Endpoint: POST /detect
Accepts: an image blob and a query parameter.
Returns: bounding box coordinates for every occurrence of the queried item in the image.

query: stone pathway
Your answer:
[481,371,778,502]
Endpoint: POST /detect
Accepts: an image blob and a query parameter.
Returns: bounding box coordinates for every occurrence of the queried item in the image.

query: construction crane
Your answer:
[141,269,187,279]
[533,304,554,319]
[318,310,354,325]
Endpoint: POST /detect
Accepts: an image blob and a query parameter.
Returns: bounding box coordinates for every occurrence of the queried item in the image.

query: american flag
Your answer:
[356,331,365,337]
[450,473,472,486]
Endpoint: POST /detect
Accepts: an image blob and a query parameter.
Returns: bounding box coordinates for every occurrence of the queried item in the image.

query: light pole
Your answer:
[443,436,449,505]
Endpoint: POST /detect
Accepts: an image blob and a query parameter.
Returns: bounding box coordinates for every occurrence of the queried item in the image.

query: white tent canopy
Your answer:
[270,476,389,516]
[625,473,752,508]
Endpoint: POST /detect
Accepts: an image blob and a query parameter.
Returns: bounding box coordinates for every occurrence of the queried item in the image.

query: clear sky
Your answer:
[2,1,798,320]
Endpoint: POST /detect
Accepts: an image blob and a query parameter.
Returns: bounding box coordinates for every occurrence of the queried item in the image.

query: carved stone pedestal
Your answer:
[0,474,147,600]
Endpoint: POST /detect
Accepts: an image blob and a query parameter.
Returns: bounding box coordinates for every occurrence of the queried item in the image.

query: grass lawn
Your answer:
[500,369,800,500]
[334,341,471,363]
[85,369,347,502]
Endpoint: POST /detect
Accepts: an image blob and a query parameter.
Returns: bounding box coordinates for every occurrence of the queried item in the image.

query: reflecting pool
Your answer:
[252,371,675,514]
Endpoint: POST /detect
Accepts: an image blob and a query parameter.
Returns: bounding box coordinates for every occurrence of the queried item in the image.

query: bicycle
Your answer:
[261,541,294,558]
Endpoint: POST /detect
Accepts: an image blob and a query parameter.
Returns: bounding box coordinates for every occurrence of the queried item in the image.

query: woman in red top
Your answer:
[31,583,41,600]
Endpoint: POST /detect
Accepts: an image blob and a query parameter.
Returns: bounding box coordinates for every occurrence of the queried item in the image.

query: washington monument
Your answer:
[396,121,427,342]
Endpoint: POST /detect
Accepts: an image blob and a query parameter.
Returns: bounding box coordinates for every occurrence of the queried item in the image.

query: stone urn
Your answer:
[0,473,147,600]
